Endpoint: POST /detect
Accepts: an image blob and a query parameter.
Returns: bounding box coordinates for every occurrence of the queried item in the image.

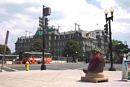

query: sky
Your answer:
[0,0,130,52]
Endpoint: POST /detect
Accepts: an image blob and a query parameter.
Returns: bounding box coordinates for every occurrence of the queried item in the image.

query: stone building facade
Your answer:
[15,27,108,59]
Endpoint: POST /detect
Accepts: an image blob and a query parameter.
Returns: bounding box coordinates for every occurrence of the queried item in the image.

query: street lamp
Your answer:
[104,7,116,71]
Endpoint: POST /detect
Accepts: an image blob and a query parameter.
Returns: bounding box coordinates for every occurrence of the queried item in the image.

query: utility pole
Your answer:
[74,23,80,31]
[58,25,60,29]
[25,31,28,37]
[74,23,77,31]
[1,30,9,72]
[77,24,80,31]
[28,31,32,37]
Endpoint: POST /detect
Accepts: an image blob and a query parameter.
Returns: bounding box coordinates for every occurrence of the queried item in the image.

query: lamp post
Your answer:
[104,8,116,71]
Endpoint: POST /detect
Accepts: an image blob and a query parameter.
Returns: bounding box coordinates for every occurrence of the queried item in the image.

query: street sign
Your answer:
[43,7,51,16]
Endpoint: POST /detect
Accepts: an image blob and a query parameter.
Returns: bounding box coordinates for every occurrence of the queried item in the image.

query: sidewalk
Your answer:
[0,70,129,87]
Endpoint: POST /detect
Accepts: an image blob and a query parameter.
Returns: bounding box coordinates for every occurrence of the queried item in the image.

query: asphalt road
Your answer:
[0,62,122,72]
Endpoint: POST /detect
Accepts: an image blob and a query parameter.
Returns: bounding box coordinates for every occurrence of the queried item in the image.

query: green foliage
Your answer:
[112,40,130,54]
[91,48,101,53]
[0,44,11,54]
[112,40,130,63]
[63,40,82,59]
[31,41,42,52]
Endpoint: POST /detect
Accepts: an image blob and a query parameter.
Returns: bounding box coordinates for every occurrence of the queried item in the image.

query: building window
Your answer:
[49,36,51,40]
[48,42,50,47]
[71,34,73,38]
[55,36,56,40]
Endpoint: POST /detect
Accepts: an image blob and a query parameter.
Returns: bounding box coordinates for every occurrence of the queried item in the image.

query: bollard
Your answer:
[25,61,30,71]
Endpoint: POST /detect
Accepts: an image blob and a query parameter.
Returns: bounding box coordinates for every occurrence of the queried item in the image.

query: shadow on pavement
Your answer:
[116,80,129,82]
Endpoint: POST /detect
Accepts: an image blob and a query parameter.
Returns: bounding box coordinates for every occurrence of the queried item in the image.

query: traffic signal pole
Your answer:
[40,5,51,70]
[41,5,46,70]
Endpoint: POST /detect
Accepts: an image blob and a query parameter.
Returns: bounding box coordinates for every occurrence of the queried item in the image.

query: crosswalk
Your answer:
[0,66,17,72]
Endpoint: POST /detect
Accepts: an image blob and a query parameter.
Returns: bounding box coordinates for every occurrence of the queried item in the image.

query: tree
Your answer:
[31,41,42,52]
[112,40,130,63]
[0,44,11,54]
[63,40,82,62]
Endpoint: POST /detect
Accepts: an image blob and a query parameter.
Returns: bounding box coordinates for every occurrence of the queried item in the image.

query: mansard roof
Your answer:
[34,27,43,36]
[34,27,59,36]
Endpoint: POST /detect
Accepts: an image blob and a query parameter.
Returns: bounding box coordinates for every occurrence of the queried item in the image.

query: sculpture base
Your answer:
[81,72,108,83]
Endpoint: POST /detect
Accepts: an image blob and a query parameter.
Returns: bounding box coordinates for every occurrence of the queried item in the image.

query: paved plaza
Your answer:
[0,70,130,87]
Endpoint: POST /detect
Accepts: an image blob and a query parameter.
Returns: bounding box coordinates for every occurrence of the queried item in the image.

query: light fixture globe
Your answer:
[104,9,108,15]
[110,7,114,16]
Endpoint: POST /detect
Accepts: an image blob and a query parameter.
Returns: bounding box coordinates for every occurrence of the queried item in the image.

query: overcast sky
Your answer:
[0,0,130,52]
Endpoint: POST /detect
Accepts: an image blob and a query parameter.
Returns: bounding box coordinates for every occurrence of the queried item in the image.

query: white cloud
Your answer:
[0,0,130,52]
[1,13,38,32]
[0,8,8,15]
[0,12,38,52]
[0,0,44,4]
[43,0,130,48]
[48,0,105,32]
[97,0,117,9]
[0,31,6,44]
[25,6,41,13]
[0,0,26,4]
[110,6,130,35]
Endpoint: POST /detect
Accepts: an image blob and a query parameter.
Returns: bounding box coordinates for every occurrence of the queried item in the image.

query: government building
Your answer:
[15,26,108,60]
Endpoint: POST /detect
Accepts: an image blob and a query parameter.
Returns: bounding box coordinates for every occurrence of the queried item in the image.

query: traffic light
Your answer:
[45,18,49,27]
[39,17,44,28]
[104,23,108,35]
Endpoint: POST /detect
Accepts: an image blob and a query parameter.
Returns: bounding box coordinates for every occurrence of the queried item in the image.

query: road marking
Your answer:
[3,66,18,71]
